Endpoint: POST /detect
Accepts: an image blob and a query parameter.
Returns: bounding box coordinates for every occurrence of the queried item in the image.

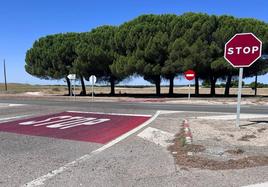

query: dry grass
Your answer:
[115,87,268,95]
[0,83,268,96]
[168,132,268,170]
[0,83,66,94]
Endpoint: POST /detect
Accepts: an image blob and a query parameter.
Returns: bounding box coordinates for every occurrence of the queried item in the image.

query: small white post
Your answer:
[236,68,243,128]
[92,82,94,102]
[188,83,191,100]
[70,81,72,97]
[73,79,76,99]
[3,59,7,91]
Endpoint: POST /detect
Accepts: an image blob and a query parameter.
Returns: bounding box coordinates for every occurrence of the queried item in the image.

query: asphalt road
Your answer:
[0,98,267,187]
[0,98,268,114]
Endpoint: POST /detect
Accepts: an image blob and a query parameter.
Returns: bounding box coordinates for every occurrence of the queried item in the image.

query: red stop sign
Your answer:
[184,70,195,81]
[224,33,262,68]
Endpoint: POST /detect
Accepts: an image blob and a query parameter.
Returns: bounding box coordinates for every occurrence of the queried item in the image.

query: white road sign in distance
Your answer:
[67,74,76,80]
[90,75,97,102]
[89,75,97,85]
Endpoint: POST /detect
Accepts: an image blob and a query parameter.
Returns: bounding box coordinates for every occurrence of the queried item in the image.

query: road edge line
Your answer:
[0,115,31,122]
[66,110,152,117]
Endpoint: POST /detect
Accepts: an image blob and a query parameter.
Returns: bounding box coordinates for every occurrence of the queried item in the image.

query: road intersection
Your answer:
[0,98,267,187]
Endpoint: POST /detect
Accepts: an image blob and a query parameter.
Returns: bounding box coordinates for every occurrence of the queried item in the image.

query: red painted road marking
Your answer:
[0,111,151,144]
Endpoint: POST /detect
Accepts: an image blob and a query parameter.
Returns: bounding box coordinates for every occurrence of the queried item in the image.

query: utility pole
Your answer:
[3,59,7,91]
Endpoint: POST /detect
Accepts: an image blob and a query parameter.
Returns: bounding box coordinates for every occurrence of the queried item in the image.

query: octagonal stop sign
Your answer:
[224,33,262,68]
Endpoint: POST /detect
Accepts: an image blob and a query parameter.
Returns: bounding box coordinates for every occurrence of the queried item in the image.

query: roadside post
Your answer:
[74,79,76,99]
[3,59,7,91]
[224,33,262,128]
[67,74,76,98]
[184,70,195,100]
[89,75,97,102]
[69,81,72,97]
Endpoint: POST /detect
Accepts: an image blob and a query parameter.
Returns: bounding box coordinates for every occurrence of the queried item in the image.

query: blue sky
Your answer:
[0,0,267,86]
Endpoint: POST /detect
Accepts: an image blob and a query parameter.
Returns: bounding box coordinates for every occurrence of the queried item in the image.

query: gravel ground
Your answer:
[190,117,268,148]
[166,115,268,171]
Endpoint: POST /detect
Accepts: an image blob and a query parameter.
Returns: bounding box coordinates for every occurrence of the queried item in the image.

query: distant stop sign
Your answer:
[184,70,195,81]
[224,33,262,68]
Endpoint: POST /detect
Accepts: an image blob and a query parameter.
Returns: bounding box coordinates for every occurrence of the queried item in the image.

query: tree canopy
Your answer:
[25,13,268,96]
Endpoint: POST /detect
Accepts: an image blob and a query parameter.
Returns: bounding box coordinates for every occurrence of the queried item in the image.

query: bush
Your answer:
[52,87,60,92]
[248,82,267,89]
[231,80,245,87]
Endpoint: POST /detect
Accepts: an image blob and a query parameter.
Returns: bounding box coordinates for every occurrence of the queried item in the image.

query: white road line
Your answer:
[0,103,26,108]
[0,115,31,122]
[198,114,268,120]
[8,104,26,107]
[242,182,268,187]
[67,110,152,117]
[22,111,161,187]
[158,110,184,114]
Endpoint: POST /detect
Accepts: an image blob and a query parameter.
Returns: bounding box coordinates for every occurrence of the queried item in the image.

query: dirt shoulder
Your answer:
[169,115,268,170]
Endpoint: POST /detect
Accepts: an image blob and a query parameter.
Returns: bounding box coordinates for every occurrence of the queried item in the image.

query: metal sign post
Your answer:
[92,82,94,101]
[236,68,243,128]
[69,80,72,96]
[184,70,195,101]
[73,79,76,99]
[3,59,7,91]
[224,33,262,128]
[67,74,76,98]
[188,83,191,100]
[89,75,97,102]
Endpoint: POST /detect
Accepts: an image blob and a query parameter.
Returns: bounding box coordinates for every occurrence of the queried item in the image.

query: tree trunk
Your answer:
[195,77,199,96]
[254,73,258,96]
[169,76,174,96]
[155,76,161,96]
[210,76,217,96]
[80,75,86,96]
[110,76,115,96]
[65,76,71,96]
[224,75,232,96]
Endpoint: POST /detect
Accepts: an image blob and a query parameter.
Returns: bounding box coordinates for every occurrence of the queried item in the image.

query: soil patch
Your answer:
[225,149,244,155]
[168,133,268,170]
[257,128,267,133]
[238,135,257,141]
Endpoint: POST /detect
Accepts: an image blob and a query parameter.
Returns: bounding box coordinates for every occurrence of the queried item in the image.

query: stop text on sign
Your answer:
[227,46,259,55]
[224,33,262,68]
[19,115,110,130]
